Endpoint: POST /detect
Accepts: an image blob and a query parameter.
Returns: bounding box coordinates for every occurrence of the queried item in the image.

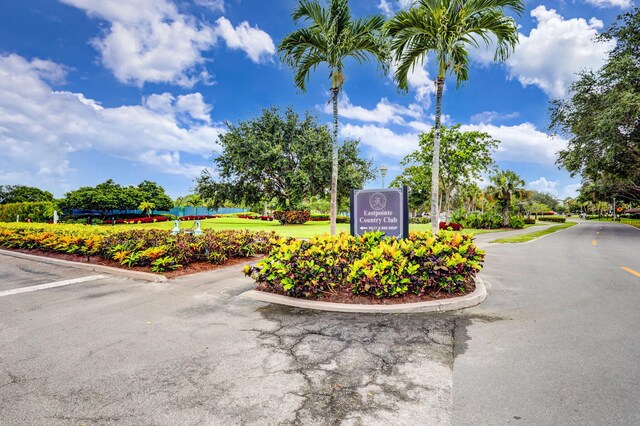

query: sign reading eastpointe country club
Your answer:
[350,187,409,238]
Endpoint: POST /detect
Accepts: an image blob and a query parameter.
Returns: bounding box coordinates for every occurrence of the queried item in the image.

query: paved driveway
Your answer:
[0,255,456,425]
[1,221,639,425]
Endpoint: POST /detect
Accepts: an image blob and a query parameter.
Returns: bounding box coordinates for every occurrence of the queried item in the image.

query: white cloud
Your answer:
[460,122,567,165]
[60,0,217,87]
[528,177,559,195]
[470,111,520,124]
[195,0,225,12]
[378,0,415,15]
[323,93,422,125]
[528,178,582,198]
[214,17,275,63]
[0,54,224,188]
[340,123,419,158]
[583,0,632,8]
[506,6,615,98]
[560,184,581,198]
[378,0,394,16]
[389,59,436,106]
[59,0,274,86]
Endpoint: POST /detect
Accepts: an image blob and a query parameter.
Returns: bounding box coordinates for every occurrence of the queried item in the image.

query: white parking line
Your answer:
[0,275,107,298]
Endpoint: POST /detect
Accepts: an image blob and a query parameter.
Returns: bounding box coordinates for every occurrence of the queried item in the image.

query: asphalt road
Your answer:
[455,220,640,425]
[1,220,639,425]
[0,256,455,425]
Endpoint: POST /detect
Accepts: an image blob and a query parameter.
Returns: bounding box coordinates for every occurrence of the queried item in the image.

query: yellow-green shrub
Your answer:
[245,231,484,298]
[0,223,278,272]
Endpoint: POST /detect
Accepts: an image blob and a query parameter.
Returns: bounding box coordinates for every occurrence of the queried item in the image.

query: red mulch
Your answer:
[7,248,260,279]
[254,280,475,305]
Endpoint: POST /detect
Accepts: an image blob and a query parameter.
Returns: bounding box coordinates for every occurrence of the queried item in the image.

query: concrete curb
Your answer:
[240,277,486,313]
[0,249,167,283]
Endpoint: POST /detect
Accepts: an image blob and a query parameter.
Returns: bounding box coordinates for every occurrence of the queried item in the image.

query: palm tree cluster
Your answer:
[279,0,524,234]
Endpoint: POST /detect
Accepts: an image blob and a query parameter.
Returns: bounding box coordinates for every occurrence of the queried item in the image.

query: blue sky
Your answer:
[0,0,634,200]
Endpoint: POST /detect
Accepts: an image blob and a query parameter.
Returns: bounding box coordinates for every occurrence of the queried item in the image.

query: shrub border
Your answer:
[240,277,486,313]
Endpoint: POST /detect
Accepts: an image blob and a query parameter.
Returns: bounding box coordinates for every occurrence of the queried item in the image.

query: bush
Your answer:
[336,215,350,224]
[245,231,485,299]
[179,215,220,221]
[273,210,311,225]
[524,217,536,225]
[310,214,330,221]
[439,222,463,231]
[410,217,430,224]
[123,215,171,224]
[538,216,566,223]
[0,202,56,223]
[508,216,525,229]
[461,211,503,229]
[0,223,277,272]
[237,214,259,220]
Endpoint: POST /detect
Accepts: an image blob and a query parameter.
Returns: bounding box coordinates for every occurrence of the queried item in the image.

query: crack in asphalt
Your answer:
[253,306,457,425]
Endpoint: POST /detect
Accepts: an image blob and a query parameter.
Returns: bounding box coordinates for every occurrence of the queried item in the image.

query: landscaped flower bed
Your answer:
[0,223,277,273]
[273,210,311,224]
[439,221,463,231]
[123,215,170,224]
[244,230,484,299]
[179,215,221,221]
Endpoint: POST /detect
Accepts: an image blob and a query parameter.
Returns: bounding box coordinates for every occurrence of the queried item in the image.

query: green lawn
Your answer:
[105,217,527,239]
[490,221,577,244]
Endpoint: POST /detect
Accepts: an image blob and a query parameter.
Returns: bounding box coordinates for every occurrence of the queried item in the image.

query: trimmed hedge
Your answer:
[0,223,277,272]
[336,215,350,223]
[524,217,536,224]
[538,216,566,223]
[273,210,311,225]
[245,231,485,299]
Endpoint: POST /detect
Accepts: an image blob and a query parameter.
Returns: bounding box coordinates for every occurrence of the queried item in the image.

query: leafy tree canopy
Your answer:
[391,125,499,212]
[550,7,640,202]
[0,185,54,204]
[59,179,173,217]
[196,107,375,210]
[529,191,560,211]
[137,180,173,211]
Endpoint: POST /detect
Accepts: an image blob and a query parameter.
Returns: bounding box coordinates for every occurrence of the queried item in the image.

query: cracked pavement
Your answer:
[0,254,471,425]
[4,221,640,424]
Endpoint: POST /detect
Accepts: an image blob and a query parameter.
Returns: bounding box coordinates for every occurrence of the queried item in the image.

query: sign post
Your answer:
[350,187,409,238]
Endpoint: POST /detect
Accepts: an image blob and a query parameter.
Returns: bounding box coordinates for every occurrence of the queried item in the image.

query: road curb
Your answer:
[240,277,486,313]
[0,249,167,283]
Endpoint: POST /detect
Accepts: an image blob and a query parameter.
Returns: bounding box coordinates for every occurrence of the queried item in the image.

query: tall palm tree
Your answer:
[279,0,388,235]
[387,0,524,234]
[486,170,527,227]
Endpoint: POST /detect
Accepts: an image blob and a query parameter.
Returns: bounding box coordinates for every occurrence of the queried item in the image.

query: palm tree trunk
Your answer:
[330,87,339,236]
[430,77,445,234]
[503,193,511,227]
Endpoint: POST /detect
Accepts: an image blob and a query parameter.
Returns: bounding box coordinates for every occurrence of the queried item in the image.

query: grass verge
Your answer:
[98,217,529,239]
[490,222,577,244]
